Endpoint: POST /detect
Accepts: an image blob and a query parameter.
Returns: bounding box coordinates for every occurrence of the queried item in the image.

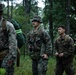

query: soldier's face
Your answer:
[32,21,40,28]
[58,27,65,35]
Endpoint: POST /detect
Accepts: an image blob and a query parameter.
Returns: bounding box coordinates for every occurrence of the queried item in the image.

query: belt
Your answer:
[0,48,9,52]
[0,50,8,60]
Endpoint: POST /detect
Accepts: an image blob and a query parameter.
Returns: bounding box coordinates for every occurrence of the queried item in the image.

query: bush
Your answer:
[0,68,6,75]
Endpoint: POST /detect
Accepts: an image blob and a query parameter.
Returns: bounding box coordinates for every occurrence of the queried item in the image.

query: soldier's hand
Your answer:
[8,60,13,67]
[42,54,48,59]
[55,52,59,56]
[59,53,64,57]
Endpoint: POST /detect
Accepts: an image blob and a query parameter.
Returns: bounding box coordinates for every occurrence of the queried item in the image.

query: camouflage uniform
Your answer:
[55,34,74,75]
[27,26,52,75]
[0,4,17,74]
[0,18,17,75]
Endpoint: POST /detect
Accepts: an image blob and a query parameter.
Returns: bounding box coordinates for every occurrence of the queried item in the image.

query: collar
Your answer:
[33,25,41,32]
[60,34,66,40]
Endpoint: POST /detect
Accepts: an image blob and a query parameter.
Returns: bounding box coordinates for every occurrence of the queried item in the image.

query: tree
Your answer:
[11,0,13,19]
[48,0,53,55]
[23,0,31,14]
[66,0,71,34]
[7,0,10,20]
[43,0,53,55]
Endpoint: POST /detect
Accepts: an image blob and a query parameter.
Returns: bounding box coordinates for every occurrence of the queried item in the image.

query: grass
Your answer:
[14,56,32,75]
[14,55,76,75]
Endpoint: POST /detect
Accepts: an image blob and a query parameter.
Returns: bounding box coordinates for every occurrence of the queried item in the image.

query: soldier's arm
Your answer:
[42,30,52,57]
[64,37,74,57]
[54,39,58,52]
[54,39,59,55]
[2,22,17,67]
[8,22,17,58]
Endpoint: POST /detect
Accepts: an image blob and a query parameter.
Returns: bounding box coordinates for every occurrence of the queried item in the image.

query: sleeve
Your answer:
[8,23,17,58]
[54,39,58,53]
[63,37,74,57]
[2,22,17,68]
[42,30,52,56]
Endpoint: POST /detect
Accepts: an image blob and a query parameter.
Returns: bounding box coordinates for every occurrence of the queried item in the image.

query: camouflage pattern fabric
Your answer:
[0,18,17,75]
[55,34,74,75]
[55,61,74,75]
[32,58,48,75]
[27,26,52,75]
[74,39,76,54]
[27,26,52,59]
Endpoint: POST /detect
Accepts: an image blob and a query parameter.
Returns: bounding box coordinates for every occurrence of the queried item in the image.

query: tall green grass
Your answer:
[14,55,76,75]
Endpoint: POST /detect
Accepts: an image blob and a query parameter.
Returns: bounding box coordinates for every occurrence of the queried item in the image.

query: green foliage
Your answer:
[14,56,32,75]
[12,0,40,35]
[13,6,31,34]
[43,0,76,39]
[0,68,6,75]
[2,0,76,39]
[14,55,76,75]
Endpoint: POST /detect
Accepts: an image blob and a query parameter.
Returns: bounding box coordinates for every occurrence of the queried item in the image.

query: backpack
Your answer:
[1,19,23,67]
[74,39,76,54]
[10,19,26,49]
[2,19,26,49]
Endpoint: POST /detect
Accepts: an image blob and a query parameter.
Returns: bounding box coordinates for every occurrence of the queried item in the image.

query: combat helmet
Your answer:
[31,16,42,23]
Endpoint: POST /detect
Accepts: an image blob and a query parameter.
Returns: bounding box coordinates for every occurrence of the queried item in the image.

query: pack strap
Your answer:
[74,44,76,46]
[2,19,7,30]
[1,19,9,37]
[0,50,8,60]
[16,29,22,34]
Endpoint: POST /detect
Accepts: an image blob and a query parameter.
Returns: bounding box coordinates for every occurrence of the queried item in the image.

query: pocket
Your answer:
[34,37,42,51]
[0,50,8,60]
[35,37,42,47]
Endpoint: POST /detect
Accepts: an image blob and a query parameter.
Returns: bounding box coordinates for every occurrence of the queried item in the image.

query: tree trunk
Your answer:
[7,0,9,20]
[43,0,47,29]
[23,0,25,6]
[48,0,53,55]
[11,0,13,19]
[66,0,70,34]
[24,0,31,14]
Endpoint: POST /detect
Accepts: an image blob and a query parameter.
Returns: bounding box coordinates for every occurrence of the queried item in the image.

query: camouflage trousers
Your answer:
[0,60,15,75]
[32,58,48,75]
[55,61,74,75]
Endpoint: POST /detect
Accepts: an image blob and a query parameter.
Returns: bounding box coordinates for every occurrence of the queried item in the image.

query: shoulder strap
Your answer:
[2,19,9,36]
[37,27,43,38]
[64,35,70,41]
[38,28,46,43]
[2,19,7,30]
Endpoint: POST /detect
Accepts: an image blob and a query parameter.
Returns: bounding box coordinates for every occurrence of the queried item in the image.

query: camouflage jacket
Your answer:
[55,34,74,59]
[27,26,52,59]
[0,18,17,67]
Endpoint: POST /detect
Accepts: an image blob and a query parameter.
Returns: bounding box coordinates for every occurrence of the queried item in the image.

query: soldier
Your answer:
[54,25,74,75]
[74,38,76,54]
[27,16,52,75]
[0,3,17,75]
